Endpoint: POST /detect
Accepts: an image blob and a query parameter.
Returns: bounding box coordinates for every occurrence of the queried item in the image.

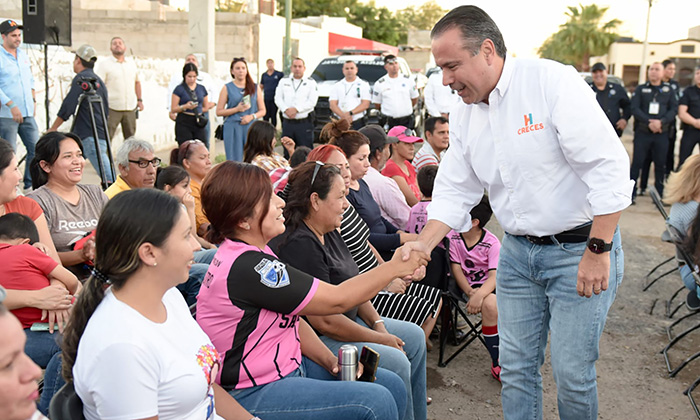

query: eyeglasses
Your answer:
[128,157,162,168]
[310,161,324,187]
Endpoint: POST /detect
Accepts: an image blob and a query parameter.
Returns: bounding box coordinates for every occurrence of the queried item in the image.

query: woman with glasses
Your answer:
[171,63,213,147]
[62,189,256,420]
[171,139,213,237]
[217,58,266,162]
[197,161,428,419]
[273,157,429,420]
[28,132,108,281]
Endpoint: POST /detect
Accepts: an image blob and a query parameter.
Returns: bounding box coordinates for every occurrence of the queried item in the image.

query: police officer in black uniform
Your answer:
[678,66,700,168]
[630,62,678,202]
[589,62,630,137]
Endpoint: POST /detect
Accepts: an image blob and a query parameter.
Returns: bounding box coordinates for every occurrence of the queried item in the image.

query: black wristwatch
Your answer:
[586,237,612,254]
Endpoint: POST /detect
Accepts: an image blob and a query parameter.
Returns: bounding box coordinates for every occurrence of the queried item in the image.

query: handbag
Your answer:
[195,112,208,128]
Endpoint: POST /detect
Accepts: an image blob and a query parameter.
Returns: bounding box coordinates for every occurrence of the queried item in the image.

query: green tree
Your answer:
[538,4,620,71]
[395,1,448,44]
[277,0,355,19]
[346,1,402,46]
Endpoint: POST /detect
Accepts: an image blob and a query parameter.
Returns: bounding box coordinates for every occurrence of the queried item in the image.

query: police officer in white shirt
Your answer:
[424,68,460,118]
[274,57,319,157]
[166,54,219,142]
[329,60,371,130]
[402,7,633,420]
[372,55,419,130]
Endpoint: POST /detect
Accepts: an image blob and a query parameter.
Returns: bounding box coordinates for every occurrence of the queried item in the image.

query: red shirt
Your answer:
[5,195,43,220]
[381,158,420,201]
[0,243,58,328]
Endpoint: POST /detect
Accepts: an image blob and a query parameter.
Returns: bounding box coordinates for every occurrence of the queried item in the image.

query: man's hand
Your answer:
[648,119,662,133]
[137,100,144,112]
[399,240,432,280]
[10,106,23,123]
[615,119,627,131]
[285,107,298,119]
[577,250,610,298]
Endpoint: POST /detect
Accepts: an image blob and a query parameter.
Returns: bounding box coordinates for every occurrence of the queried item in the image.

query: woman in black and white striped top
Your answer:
[308,144,442,345]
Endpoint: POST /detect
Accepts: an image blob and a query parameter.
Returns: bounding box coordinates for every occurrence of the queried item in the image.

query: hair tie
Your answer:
[91,267,112,285]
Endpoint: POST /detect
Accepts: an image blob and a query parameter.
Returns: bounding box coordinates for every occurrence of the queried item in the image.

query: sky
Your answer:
[170,0,700,58]
[372,0,700,57]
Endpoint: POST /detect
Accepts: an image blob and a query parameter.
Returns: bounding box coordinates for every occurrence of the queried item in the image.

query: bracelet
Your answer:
[137,99,143,102]
[8,103,17,109]
[373,319,385,327]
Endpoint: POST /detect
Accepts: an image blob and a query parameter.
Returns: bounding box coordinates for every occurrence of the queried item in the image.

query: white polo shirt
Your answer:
[329,77,371,121]
[95,56,139,111]
[372,74,418,118]
[428,57,634,236]
[274,76,319,120]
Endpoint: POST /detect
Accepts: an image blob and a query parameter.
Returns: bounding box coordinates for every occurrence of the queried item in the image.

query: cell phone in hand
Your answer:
[242,95,251,106]
[30,323,54,332]
[359,346,380,382]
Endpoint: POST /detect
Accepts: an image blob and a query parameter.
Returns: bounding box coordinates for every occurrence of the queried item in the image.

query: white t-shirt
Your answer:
[372,74,419,118]
[329,77,371,121]
[74,288,223,420]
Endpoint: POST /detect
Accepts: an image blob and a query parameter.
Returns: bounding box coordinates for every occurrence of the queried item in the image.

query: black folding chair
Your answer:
[660,223,700,377]
[685,375,700,419]
[644,188,679,291]
[436,239,487,368]
[49,382,85,420]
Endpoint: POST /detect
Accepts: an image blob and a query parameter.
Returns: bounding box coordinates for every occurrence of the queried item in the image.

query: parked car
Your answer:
[310,51,425,140]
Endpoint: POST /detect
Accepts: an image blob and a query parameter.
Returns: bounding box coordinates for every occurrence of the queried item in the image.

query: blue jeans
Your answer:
[497,228,623,420]
[194,248,217,264]
[0,116,38,189]
[679,265,700,298]
[230,356,405,420]
[24,329,65,415]
[319,317,427,420]
[81,136,114,183]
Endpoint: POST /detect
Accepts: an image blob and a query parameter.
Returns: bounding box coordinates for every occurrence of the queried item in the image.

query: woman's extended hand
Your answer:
[281,136,295,156]
[390,245,429,278]
[385,279,407,294]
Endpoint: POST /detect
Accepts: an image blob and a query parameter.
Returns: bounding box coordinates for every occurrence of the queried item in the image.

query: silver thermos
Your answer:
[338,344,358,381]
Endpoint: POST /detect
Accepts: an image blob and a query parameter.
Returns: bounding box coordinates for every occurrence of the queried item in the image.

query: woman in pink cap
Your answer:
[381,126,422,206]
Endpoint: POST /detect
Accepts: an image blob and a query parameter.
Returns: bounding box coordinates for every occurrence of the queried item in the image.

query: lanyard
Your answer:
[292,78,303,93]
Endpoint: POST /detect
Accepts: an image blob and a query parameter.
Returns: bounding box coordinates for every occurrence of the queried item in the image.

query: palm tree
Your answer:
[538,4,620,71]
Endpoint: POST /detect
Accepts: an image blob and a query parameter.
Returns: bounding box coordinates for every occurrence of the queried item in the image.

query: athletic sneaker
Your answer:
[491,365,501,382]
[687,290,700,311]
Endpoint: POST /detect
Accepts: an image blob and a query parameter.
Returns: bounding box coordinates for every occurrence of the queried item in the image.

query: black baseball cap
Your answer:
[591,62,606,72]
[0,20,23,35]
[359,124,398,152]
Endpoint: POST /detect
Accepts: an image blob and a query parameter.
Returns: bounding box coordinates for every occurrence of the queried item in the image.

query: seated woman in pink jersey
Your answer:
[196,161,428,420]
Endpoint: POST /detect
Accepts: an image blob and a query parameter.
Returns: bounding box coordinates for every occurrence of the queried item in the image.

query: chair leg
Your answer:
[667,310,700,340]
[437,295,486,368]
[666,285,688,318]
[437,295,453,367]
[670,351,700,377]
[643,264,679,291]
[661,322,700,375]
[684,375,700,419]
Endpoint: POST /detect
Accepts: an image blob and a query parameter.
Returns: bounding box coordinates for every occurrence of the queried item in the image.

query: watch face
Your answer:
[587,238,610,254]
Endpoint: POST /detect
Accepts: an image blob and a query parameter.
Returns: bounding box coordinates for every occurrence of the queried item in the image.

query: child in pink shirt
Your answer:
[448,196,501,381]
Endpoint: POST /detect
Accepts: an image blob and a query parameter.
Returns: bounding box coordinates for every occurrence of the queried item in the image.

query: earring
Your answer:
[243,223,251,230]
[153,262,158,267]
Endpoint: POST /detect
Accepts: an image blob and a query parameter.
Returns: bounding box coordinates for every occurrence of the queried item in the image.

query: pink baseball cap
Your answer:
[387,126,423,143]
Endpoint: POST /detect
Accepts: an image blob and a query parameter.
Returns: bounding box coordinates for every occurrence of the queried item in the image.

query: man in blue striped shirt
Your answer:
[0,20,38,190]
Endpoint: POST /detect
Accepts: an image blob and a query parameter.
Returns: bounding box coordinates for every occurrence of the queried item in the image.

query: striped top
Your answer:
[340,204,378,274]
[668,200,699,237]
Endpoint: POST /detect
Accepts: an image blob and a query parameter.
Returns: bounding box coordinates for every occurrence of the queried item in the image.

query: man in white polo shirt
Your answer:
[96,36,143,140]
[403,6,633,420]
[329,60,371,130]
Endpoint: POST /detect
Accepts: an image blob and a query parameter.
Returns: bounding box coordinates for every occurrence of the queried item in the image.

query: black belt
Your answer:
[283,117,311,124]
[516,224,591,245]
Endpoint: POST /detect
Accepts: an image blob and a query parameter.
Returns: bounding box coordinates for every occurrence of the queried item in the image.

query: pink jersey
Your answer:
[448,229,501,286]
[406,200,430,234]
[196,239,319,389]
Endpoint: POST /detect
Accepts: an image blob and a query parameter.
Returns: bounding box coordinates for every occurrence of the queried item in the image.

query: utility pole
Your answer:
[284,0,292,74]
[638,0,653,85]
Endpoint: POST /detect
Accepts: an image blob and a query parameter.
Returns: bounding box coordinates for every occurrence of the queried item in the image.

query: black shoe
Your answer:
[687,290,700,311]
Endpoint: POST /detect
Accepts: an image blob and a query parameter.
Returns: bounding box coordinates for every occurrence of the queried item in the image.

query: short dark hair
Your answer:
[283,161,341,235]
[155,165,189,191]
[289,146,312,168]
[425,116,448,134]
[0,138,15,175]
[431,5,507,58]
[78,57,95,69]
[662,59,674,68]
[470,195,492,229]
[417,165,438,198]
[0,213,39,243]
[30,132,84,189]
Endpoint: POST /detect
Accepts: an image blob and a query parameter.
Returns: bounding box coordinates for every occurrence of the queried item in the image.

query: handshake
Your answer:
[389,241,432,281]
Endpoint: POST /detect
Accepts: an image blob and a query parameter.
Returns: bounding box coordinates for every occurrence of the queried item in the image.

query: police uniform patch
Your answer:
[642,88,652,93]
[662,86,669,93]
[610,89,616,96]
[254,258,291,288]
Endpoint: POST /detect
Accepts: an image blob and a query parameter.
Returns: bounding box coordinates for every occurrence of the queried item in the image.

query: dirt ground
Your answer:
[425,132,700,419]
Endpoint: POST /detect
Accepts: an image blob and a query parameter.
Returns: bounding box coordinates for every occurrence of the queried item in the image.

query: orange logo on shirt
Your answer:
[517,113,545,135]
